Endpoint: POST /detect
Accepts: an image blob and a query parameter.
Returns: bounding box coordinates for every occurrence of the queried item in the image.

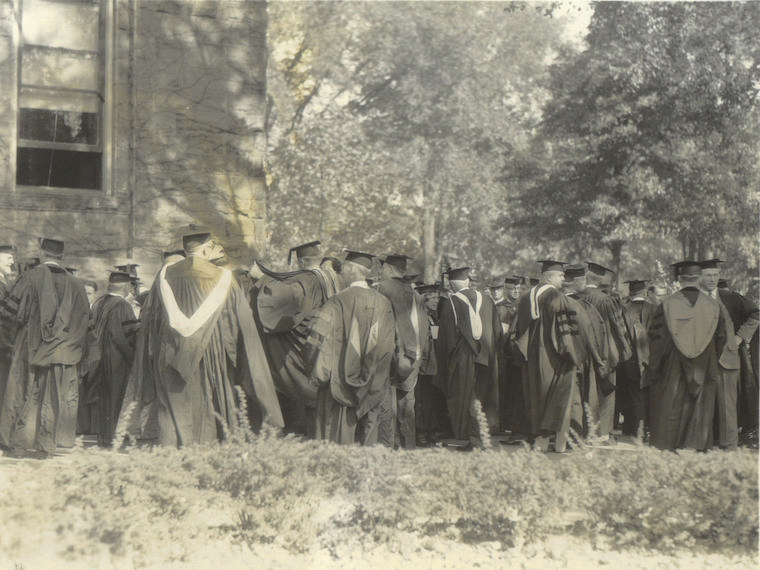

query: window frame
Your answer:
[11,0,115,203]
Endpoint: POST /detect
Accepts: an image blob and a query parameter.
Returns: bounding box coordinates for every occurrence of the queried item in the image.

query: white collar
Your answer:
[159,265,232,337]
[350,280,370,289]
[631,296,646,302]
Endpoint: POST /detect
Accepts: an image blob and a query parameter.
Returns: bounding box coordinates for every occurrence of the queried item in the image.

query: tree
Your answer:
[515,2,760,284]
[266,2,587,278]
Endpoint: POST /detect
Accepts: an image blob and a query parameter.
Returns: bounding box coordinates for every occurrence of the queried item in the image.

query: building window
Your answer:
[16,0,104,191]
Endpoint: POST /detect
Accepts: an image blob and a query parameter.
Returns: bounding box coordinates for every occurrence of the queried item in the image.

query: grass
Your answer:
[0,425,756,568]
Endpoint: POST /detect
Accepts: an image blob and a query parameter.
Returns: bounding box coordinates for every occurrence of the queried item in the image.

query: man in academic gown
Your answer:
[82,271,138,446]
[119,229,283,447]
[0,238,89,457]
[572,262,633,441]
[375,254,430,448]
[498,276,529,435]
[646,261,738,451]
[436,266,502,446]
[564,264,615,439]
[304,250,394,445]
[248,240,342,435]
[617,279,656,436]
[510,261,585,452]
[0,244,17,404]
[413,283,450,446]
[115,263,142,318]
[699,259,758,447]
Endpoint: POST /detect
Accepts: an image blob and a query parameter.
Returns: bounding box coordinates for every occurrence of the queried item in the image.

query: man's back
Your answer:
[16,263,89,366]
[164,256,224,314]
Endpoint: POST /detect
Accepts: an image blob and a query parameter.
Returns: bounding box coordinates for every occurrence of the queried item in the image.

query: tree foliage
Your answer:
[266,1,584,278]
[515,2,760,281]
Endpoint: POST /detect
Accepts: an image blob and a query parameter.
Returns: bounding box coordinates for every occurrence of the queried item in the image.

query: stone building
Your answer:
[0,0,267,283]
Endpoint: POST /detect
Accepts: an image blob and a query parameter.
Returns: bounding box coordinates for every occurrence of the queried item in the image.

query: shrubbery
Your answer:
[0,428,756,566]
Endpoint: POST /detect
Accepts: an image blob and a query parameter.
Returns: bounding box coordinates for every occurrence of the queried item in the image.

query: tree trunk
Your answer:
[608,239,624,291]
[422,200,436,283]
[698,239,712,261]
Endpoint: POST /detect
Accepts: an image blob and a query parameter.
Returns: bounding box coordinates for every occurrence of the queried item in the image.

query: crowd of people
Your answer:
[0,232,756,458]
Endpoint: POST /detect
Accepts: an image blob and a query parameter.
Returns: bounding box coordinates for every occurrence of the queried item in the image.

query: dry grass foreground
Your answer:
[0,425,757,570]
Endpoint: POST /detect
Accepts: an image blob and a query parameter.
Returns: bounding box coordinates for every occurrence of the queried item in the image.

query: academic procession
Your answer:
[0,234,757,458]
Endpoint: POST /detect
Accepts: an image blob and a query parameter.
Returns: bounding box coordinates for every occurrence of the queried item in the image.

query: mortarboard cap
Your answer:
[503,276,521,285]
[108,271,133,284]
[564,263,587,279]
[487,276,505,289]
[446,267,471,281]
[537,260,565,273]
[530,277,540,286]
[115,263,140,276]
[65,267,78,275]
[83,279,98,291]
[671,261,702,278]
[415,283,439,294]
[0,245,15,254]
[38,238,64,258]
[343,249,375,269]
[382,253,410,273]
[717,279,729,289]
[625,279,648,296]
[699,258,724,270]
[288,240,321,265]
[586,261,612,276]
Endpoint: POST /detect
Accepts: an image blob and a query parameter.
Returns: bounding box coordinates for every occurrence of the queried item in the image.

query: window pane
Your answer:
[17,147,101,190]
[20,86,99,113]
[22,0,100,52]
[20,108,98,145]
[22,46,99,91]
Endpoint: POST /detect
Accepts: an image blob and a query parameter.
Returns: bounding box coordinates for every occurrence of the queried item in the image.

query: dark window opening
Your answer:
[20,108,98,145]
[17,147,101,190]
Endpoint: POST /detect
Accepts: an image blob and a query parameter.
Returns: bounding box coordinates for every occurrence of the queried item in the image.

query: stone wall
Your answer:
[0,0,267,285]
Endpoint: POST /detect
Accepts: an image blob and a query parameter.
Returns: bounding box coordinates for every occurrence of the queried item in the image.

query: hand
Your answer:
[248,261,264,280]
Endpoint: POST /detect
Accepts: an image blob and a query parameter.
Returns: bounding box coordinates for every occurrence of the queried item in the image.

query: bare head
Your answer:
[343,259,371,283]
[185,236,224,261]
[297,255,320,271]
[542,270,564,289]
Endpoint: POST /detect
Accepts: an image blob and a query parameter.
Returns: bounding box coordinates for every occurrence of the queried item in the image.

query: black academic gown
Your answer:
[0,274,16,408]
[0,263,89,453]
[253,269,340,433]
[575,286,632,436]
[645,288,737,451]
[511,285,584,440]
[84,294,138,445]
[617,298,656,435]
[304,284,395,445]
[376,278,430,448]
[436,288,502,441]
[119,256,283,447]
[718,288,759,432]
